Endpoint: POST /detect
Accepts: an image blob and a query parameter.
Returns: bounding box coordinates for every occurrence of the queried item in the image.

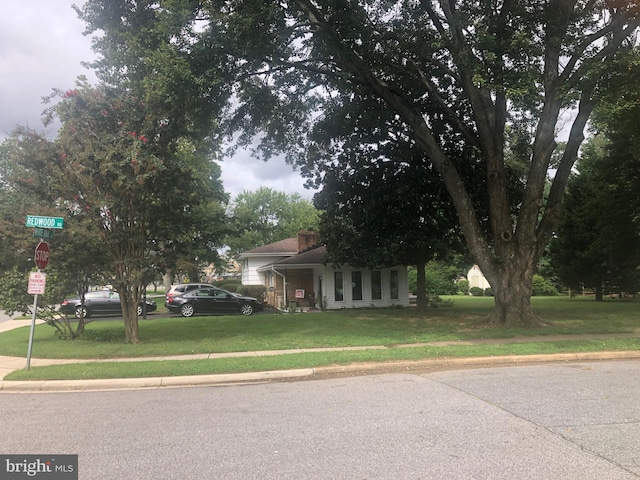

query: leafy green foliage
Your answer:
[470,287,484,297]
[550,49,640,301]
[225,187,319,256]
[550,135,640,299]
[457,279,469,295]
[71,0,640,326]
[6,81,228,343]
[0,268,85,339]
[532,275,558,297]
[202,0,640,326]
[408,261,463,296]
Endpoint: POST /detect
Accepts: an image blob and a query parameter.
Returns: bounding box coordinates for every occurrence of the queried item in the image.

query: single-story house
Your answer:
[236,230,410,310]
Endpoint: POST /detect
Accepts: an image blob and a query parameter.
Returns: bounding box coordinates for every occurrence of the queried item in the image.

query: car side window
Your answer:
[195,289,214,297]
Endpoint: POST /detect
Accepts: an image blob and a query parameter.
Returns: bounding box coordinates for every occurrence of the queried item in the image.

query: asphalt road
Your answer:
[2,360,639,479]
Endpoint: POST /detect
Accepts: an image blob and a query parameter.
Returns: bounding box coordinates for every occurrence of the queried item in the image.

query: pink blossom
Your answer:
[128,131,137,138]
[139,135,148,143]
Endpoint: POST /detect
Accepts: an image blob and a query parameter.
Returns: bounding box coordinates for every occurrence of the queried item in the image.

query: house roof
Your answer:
[238,237,298,257]
[257,245,327,271]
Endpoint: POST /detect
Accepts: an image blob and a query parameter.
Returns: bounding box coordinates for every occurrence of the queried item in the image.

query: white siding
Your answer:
[242,256,288,286]
[321,265,409,310]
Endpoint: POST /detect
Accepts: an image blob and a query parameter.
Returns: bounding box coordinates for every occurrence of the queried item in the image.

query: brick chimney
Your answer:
[297,229,319,253]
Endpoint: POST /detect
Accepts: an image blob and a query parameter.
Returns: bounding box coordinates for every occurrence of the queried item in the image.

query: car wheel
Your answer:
[240,303,254,316]
[75,306,90,319]
[180,304,195,317]
[136,305,143,316]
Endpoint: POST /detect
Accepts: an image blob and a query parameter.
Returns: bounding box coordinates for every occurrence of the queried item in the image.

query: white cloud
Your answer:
[0,1,96,137]
[0,0,317,201]
[220,145,316,201]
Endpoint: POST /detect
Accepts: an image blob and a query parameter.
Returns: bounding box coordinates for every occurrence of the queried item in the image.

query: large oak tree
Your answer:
[211,0,640,326]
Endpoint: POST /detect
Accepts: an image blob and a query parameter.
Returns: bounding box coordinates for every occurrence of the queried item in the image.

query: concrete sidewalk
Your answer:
[1,316,639,392]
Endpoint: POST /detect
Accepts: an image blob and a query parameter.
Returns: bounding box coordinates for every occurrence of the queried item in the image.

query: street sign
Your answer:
[27,272,47,295]
[25,215,64,229]
[34,241,50,270]
[33,227,54,240]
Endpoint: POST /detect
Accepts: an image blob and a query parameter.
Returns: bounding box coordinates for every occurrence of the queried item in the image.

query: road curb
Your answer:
[2,351,640,393]
[0,368,316,393]
[314,350,640,375]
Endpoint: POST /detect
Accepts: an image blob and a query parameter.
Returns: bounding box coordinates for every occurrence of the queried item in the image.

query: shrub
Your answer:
[532,274,559,296]
[215,282,242,292]
[483,287,493,296]
[457,279,469,295]
[469,286,484,296]
[408,262,461,296]
[237,285,267,300]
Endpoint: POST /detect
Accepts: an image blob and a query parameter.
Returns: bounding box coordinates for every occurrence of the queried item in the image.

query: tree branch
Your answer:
[537,88,594,247]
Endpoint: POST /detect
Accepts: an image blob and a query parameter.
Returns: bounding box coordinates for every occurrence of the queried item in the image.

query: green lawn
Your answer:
[3,295,639,381]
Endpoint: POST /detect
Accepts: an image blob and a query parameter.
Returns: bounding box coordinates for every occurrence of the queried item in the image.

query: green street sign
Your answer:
[25,215,64,229]
[33,227,54,240]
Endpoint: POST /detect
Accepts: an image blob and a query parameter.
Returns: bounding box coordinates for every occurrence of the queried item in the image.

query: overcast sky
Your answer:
[0,0,316,201]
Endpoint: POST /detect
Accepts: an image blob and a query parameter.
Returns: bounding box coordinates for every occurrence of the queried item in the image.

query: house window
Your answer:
[352,271,362,301]
[390,270,399,300]
[371,271,382,300]
[334,272,344,301]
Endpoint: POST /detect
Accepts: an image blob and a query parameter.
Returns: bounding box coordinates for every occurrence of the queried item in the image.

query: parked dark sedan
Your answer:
[59,290,157,318]
[165,287,263,317]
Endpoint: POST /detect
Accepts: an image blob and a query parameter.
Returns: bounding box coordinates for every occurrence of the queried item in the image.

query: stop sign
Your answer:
[34,241,50,270]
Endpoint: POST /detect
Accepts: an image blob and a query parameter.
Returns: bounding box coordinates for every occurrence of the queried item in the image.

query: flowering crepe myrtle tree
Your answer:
[10,80,227,343]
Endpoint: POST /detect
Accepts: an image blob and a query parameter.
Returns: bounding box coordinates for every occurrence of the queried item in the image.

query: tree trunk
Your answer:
[415,260,428,311]
[120,293,140,344]
[76,318,85,335]
[163,271,173,294]
[595,283,604,302]
[482,257,543,327]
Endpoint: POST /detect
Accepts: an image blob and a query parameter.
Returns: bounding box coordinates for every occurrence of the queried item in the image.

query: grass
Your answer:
[2,295,640,381]
[7,338,640,381]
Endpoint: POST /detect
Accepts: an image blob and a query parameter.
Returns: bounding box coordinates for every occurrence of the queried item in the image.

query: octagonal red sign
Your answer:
[34,241,50,270]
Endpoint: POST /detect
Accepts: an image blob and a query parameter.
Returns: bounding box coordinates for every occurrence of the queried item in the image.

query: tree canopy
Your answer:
[225,187,319,256]
[70,1,640,326]
[550,48,640,299]
[7,80,228,343]
[205,0,640,325]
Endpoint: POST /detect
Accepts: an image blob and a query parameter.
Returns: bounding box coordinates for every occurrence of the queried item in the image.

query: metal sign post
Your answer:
[26,271,47,370]
[24,215,62,370]
[26,291,39,371]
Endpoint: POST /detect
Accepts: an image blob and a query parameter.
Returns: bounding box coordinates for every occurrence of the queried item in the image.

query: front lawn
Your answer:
[1,295,638,360]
